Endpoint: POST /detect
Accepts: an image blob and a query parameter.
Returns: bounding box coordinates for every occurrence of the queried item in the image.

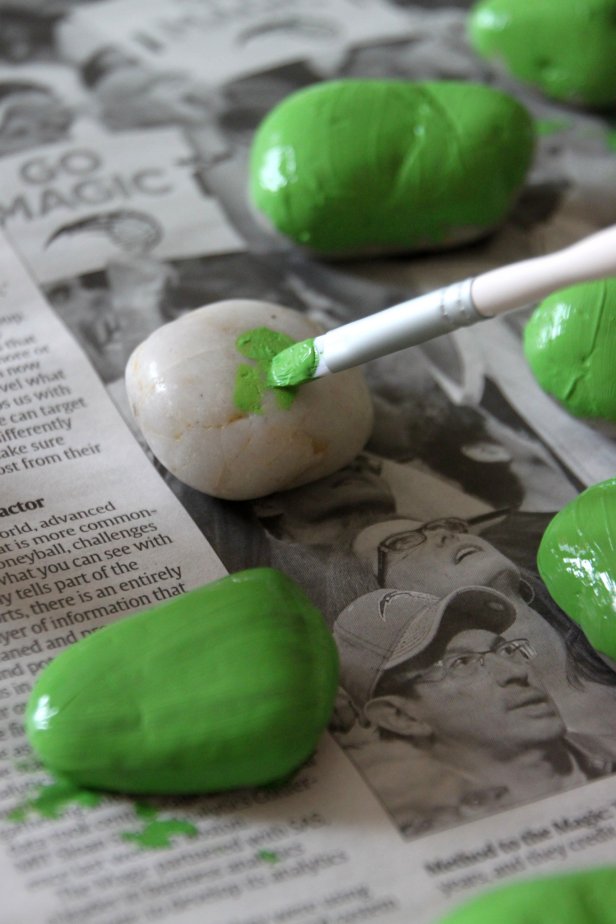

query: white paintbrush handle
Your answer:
[313,223,616,377]
[314,278,481,376]
[471,223,616,316]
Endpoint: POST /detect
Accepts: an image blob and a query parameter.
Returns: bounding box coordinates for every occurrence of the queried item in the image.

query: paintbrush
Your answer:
[268,224,616,387]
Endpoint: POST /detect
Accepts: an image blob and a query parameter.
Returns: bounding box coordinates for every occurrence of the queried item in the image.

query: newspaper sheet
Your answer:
[60,0,416,83]
[0,66,243,285]
[1,2,616,923]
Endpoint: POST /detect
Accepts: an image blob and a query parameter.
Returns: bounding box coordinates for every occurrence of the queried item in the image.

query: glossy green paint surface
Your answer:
[234,326,298,413]
[538,479,616,659]
[268,337,318,387]
[469,0,616,107]
[524,278,616,421]
[437,868,616,924]
[25,568,339,794]
[250,80,534,255]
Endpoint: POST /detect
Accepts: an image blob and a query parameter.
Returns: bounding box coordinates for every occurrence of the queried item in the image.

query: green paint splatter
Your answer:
[234,326,299,414]
[534,117,570,136]
[257,849,280,863]
[8,777,102,821]
[437,867,616,924]
[121,803,198,849]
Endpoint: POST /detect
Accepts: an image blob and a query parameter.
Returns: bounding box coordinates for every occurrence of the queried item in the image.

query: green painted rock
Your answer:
[524,278,616,421]
[249,80,534,256]
[437,868,616,924]
[469,0,616,107]
[25,568,338,794]
[538,479,616,659]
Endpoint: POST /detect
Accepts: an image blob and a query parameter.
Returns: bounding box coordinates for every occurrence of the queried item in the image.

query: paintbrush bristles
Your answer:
[268,337,319,387]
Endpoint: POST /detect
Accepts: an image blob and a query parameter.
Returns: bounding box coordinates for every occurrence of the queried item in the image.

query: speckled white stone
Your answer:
[125,299,374,500]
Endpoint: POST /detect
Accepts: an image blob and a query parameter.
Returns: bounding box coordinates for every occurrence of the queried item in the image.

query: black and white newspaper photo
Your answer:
[1,2,616,924]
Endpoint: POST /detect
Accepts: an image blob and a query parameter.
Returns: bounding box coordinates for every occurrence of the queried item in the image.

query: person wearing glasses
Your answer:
[351,514,616,751]
[357,513,509,591]
[333,586,615,837]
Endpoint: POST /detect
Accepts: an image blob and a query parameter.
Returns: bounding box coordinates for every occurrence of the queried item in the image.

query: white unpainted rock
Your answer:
[125,299,374,500]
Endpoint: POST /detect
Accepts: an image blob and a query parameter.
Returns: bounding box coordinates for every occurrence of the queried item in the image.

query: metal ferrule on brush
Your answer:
[314,278,483,377]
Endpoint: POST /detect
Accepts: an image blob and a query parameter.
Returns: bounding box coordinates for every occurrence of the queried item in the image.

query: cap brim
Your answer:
[385,585,517,673]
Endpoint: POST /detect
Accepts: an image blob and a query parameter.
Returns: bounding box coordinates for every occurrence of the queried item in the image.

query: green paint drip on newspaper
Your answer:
[234,327,299,413]
[8,776,102,821]
[121,804,198,850]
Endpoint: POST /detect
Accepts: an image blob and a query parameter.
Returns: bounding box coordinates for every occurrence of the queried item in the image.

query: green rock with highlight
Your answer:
[538,479,616,660]
[249,79,534,255]
[524,278,616,422]
[25,568,339,794]
[469,0,616,107]
[436,868,616,924]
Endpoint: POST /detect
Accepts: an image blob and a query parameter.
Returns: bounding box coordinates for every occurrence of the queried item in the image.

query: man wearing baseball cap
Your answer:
[333,585,614,836]
[351,514,616,756]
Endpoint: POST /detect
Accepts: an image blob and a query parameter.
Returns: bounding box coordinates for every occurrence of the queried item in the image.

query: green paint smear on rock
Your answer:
[234,327,299,414]
[537,478,616,660]
[8,777,102,821]
[121,803,198,850]
[436,866,616,924]
[469,0,616,107]
[523,278,616,421]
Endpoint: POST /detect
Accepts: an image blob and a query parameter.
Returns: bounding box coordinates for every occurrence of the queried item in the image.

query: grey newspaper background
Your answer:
[1,1,616,923]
